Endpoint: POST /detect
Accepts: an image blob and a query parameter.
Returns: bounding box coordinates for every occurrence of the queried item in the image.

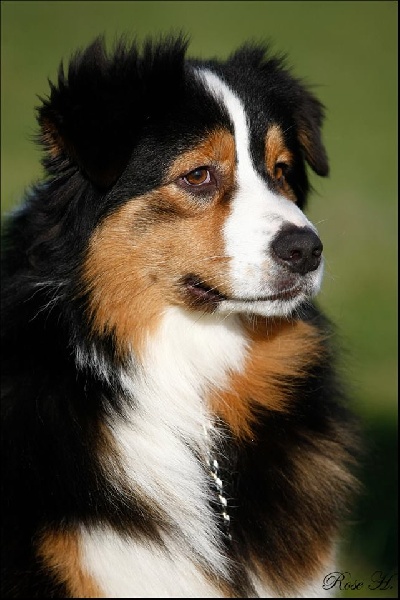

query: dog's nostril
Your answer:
[272,225,323,275]
[290,250,302,261]
[312,247,322,258]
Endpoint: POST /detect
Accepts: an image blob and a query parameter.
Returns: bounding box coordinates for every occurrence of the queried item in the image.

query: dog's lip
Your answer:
[183,275,303,304]
[225,286,304,303]
[183,275,228,303]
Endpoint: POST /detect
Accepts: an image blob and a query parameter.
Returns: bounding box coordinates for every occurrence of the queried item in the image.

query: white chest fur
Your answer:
[79,308,335,597]
[81,308,248,597]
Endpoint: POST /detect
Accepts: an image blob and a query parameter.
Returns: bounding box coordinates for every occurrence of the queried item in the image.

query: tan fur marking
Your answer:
[265,124,296,201]
[83,129,236,358]
[208,318,326,439]
[37,529,104,597]
[166,129,235,182]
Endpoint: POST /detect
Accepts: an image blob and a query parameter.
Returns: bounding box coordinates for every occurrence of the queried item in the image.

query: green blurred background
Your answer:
[1,1,397,596]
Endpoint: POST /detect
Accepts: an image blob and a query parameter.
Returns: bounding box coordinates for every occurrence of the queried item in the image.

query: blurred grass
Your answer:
[1,1,397,596]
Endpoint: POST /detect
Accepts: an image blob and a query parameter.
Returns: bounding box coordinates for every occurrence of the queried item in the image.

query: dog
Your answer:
[1,35,358,598]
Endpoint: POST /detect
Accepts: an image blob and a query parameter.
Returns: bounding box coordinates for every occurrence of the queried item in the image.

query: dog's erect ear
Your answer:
[37,36,188,188]
[293,88,329,177]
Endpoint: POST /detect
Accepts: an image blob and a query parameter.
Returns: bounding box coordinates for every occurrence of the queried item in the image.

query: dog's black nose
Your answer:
[271,225,323,275]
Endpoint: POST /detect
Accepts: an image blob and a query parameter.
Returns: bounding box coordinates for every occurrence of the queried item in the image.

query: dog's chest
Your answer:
[82,308,248,596]
[77,308,335,597]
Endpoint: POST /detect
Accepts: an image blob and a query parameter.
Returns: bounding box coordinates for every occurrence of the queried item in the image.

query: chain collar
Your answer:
[204,424,232,541]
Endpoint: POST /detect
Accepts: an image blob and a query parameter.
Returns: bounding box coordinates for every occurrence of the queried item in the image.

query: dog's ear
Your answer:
[294,88,329,177]
[37,36,188,188]
[38,37,142,188]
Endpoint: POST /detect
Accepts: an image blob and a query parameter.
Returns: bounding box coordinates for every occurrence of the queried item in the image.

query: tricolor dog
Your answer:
[1,35,358,597]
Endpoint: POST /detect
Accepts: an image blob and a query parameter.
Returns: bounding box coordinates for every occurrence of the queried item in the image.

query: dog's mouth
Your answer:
[182,274,304,309]
[183,275,228,306]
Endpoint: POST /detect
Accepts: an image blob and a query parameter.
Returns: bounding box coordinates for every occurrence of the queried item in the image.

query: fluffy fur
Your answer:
[1,35,358,598]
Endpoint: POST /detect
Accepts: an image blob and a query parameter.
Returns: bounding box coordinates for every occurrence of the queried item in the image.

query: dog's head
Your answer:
[38,36,329,350]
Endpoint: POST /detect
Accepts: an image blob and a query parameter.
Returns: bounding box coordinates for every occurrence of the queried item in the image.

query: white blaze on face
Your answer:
[197,69,323,315]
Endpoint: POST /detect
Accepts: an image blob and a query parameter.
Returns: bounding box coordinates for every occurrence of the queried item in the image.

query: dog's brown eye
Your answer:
[183,168,211,186]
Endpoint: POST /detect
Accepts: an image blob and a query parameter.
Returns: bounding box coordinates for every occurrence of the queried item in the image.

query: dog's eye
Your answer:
[274,162,289,185]
[177,166,218,197]
[182,168,211,186]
